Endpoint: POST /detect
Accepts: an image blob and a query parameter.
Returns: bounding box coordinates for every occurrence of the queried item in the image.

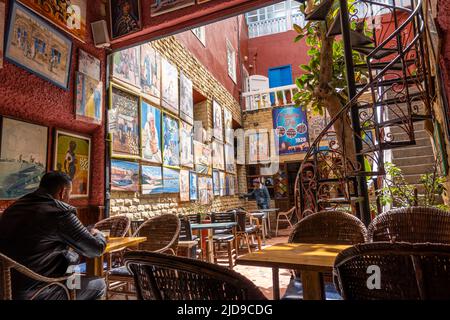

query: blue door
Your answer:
[268,65,293,105]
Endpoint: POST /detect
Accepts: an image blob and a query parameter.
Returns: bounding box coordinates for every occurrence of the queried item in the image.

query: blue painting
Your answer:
[212,170,220,196]
[141,165,163,195]
[111,160,139,192]
[272,106,310,155]
[162,113,180,167]
[189,171,198,201]
[141,101,162,163]
[163,168,180,193]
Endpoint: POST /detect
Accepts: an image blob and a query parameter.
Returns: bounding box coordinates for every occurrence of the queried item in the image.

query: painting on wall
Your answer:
[224,143,235,173]
[75,72,103,125]
[224,107,233,144]
[141,100,162,163]
[212,170,220,196]
[212,140,224,170]
[140,42,161,104]
[111,159,139,192]
[163,167,180,193]
[0,118,47,199]
[162,113,180,168]
[213,100,223,141]
[219,171,226,197]
[151,0,195,16]
[180,169,190,202]
[189,171,198,201]
[109,0,141,39]
[78,49,101,81]
[110,86,140,158]
[228,175,235,196]
[54,130,91,198]
[0,1,5,69]
[180,72,193,124]
[141,165,163,195]
[112,47,140,88]
[161,58,179,115]
[248,132,270,164]
[198,176,213,205]
[273,105,310,155]
[180,122,194,168]
[5,1,73,90]
[193,141,211,175]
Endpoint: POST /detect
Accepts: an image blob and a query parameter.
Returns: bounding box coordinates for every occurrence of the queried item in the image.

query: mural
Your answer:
[273,106,309,155]
[163,167,180,193]
[141,101,162,163]
[112,47,140,88]
[180,121,194,168]
[180,72,193,124]
[140,42,161,104]
[111,159,139,192]
[141,165,163,195]
[151,0,195,16]
[161,58,179,115]
[109,0,141,39]
[75,72,103,124]
[162,113,180,167]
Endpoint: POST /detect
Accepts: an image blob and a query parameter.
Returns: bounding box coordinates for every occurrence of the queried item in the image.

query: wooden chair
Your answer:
[177,215,201,259]
[210,212,237,269]
[234,210,262,253]
[275,207,296,237]
[124,251,267,300]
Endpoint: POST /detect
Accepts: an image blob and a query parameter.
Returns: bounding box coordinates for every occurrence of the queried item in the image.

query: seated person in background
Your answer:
[0,172,107,300]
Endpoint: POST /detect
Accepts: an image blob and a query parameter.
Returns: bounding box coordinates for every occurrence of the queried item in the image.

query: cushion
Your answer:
[245,226,257,233]
[282,277,342,300]
[212,234,235,241]
[109,266,132,277]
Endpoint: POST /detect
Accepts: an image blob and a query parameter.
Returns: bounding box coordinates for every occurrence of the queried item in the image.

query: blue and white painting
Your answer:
[189,171,198,201]
[212,170,220,196]
[141,165,163,195]
[111,159,139,192]
[163,113,180,167]
[141,101,162,163]
[163,168,180,193]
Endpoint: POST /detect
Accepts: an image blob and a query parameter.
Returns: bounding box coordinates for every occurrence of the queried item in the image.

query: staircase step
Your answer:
[392,145,434,158]
[305,0,335,20]
[397,163,435,175]
[403,174,422,184]
[350,30,374,47]
[364,115,431,131]
[354,46,397,59]
[356,74,425,89]
[393,155,435,167]
[389,129,430,141]
[389,121,425,133]
[355,60,415,71]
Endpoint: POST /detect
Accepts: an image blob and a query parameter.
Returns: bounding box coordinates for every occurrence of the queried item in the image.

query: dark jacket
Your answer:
[0,190,106,299]
[246,185,271,208]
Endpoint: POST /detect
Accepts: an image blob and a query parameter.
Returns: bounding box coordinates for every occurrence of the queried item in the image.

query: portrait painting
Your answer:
[140,42,161,104]
[110,86,140,158]
[0,1,5,69]
[161,58,179,115]
[75,72,103,125]
[54,130,91,198]
[109,0,141,39]
[189,171,198,201]
[213,100,223,141]
[180,122,194,168]
[141,100,162,164]
[219,171,226,196]
[0,118,47,199]
[141,165,163,195]
[224,107,233,144]
[194,141,211,175]
[179,169,190,202]
[162,113,180,168]
[111,159,139,192]
[212,140,224,171]
[78,49,101,81]
[180,72,193,124]
[151,0,195,17]
[212,170,220,196]
[5,2,73,90]
[224,143,235,173]
[112,47,140,88]
[163,167,180,193]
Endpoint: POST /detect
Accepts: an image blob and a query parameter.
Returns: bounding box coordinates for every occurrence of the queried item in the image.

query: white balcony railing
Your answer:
[242,84,298,111]
[247,13,306,38]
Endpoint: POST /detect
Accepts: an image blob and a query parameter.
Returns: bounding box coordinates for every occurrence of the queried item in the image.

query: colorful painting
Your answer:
[180,72,193,124]
[141,165,163,195]
[0,1,5,69]
[18,0,87,42]
[54,130,90,198]
[224,143,235,173]
[5,2,73,89]
[212,170,220,196]
[151,0,195,16]
[140,42,161,104]
[198,176,213,205]
[0,118,47,199]
[189,171,198,200]
[78,49,101,81]
[141,100,162,163]
[213,100,223,141]
[109,0,141,39]
[273,106,310,155]
[112,47,140,88]
[75,72,103,124]
[194,141,211,175]
[180,122,193,168]
[224,107,233,144]
[163,167,180,193]
[110,86,140,158]
[180,169,190,201]
[161,58,179,115]
[212,140,224,170]
[162,113,180,167]
[248,132,270,164]
[111,159,139,192]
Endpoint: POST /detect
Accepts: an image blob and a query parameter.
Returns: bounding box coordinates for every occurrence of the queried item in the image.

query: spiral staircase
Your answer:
[294,0,436,224]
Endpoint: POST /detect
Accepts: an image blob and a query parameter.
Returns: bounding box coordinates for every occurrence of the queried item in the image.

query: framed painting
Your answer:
[109,0,141,39]
[228,175,235,196]
[224,107,233,144]
[161,58,179,115]
[141,165,163,195]
[140,42,161,105]
[141,100,162,164]
[224,143,235,173]
[0,1,5,69]
[212,140,224,170]
[53,130,91,198]
[78,49,101,81]
[248,131,270,164]
[163,167,180,193]
[189,171,198,201]
[219,171,226,196]
[198,176,213,205]
[180,169,190,202]
[112,47,140,89]
[273,106,310,155]
[0,117,48,199]
[5,1,73,90]
[111,159,139,192]
[75,72,103,125]
[151,0,195,17]
[109,86,140,158]
[180,121,194,168]
[194,141,211,175]
[162,113,180,168]
[212,170,220,196]
[180,72,193,124]
[213,100,223,141]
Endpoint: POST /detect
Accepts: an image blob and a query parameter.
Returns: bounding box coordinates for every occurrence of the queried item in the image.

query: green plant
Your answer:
[186,201,212,220]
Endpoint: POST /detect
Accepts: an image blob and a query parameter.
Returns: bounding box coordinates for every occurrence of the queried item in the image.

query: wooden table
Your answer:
[236,243,351,300]
[86,237,147,277]
[250,208,279,237]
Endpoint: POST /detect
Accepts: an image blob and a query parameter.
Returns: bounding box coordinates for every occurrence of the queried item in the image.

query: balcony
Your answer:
[247,13,305,38]
[242,84,298,111]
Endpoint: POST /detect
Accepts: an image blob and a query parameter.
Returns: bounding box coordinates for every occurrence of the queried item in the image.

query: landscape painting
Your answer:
[151,0,195,16]
[180,122,194,168]
[141,100,162,163]
[140,42,161,104]
[162,113,180,168]
[75,72,103,124]
[161,58,179,115]
[189,171,198,201]
[112,47,140,88]
[111,159,139,192]
[180,72,193,124]
[163,167,180,193]
[179,169,190,202]
[141,165,163,195]
[213,100,223,141]
[109,0,141,39]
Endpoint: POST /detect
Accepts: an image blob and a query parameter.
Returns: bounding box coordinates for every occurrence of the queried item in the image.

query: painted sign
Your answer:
[272,106,309,155]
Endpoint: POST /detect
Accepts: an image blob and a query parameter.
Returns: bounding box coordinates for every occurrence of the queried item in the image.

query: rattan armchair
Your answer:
[94,215,131,237]
[124,251,267,300]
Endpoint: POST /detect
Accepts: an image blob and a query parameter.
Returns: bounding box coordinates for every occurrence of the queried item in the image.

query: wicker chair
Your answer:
[275,207,295,237]
[0,253,75,300]
[124,251,267,300]
[333,242,450,300]
[368,206,450,243]
[94,216,131,237]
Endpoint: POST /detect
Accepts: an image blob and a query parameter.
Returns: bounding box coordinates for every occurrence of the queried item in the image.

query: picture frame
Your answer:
[111,159,139,192]
[180,121,194,168]
[5,1,73,90]
[189,171,198,201]
[109,0,142,39]
[112,46,141,89]
[75,72,103,125]
[212,170,220,196]
[224,143,236,173]
[219,171,226,197]
[194,141,211,175]
[141,100,162,164]
[163,167,180,193]
[180,72,194,124]
[213,100,223,141]
[212,140,225,170]
[53,130,91,198]
[224,107,233,144]
[151,0,195,17]
[140,42,161,105]
[78,49,101,81]
[162,113,180,168]
[141,165,163,195]
[161,58,179,115]
[180,169,190,202]
[248,131,270,164]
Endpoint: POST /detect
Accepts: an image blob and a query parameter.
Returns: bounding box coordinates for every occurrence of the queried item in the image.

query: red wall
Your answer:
[437,0,450,103]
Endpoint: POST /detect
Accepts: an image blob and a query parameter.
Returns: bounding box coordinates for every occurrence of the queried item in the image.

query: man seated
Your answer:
[0,172,107,300]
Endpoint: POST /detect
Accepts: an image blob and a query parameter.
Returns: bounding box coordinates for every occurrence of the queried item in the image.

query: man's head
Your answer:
[39,172,72,202]
[253,178,261,188]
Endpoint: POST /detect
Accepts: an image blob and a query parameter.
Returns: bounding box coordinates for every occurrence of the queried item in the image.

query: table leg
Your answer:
[86,255,104,277]
[207,229,214,263]
[272,267,280,300]
[301,271,325,300]
[266,212,272,237]
[233,226,238,257]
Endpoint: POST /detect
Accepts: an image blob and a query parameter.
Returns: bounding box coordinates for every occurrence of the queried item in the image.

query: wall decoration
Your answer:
[141,165,163,194]
[141,100,162,163]
[78,49,101,81]
[18,0,87,42]
[54,130,91,198]
[228,175,235,196]
[224,107,233,144]
[180,72,193,124]
[219,171,226,196]
[213,100,223,141]
[112,47,140,88]
[212,170,220,196]
[189,171,198,200]
[75,72,103,124]
[111,159,139,192]
[162,113,180,168]
[161,58,179,115]
[110,86,140,158]
[248,132,270,164]
[180,169,190,202]
[194,141,211,175]
[163,167,180,193]
[5,2,73,90]
[140,42,161,104]
[109,0,141,39]
[272,105,310,155]
[212,140,224,170]
[0,118,47,199]
[180,121,194,168]
[0,1,5,69]
[151,0,195,17]
[224,143,235,173]
[198,176,213,205]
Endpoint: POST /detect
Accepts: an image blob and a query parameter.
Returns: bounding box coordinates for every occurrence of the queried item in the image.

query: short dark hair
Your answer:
[39,172,72,195]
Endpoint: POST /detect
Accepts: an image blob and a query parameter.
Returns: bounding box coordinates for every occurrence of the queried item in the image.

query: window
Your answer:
[226,40,237,83]
[192,26,206,46]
